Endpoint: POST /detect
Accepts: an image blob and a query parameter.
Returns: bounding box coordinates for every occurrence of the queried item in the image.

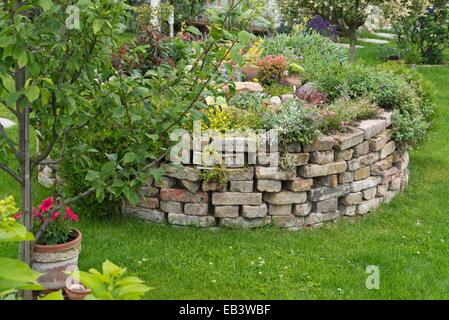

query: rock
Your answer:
[358,119,387,139]
[124,207,167,224]
[181,180,200,193]
[357,198,382,215]
[255,167,296,180]
[363,187,377,200]
[272,216,305,229]
[381,111,393,127]
[310,150,334,164]
[347,153,380,171]
[202,182,220,192]
[160,188,209,203]
[371,157,393,175]
[334,128,364,151]
[212,192,262,206]
[155,176,177,188]
[264,192,307,205]
[270,96,282,106]
[395,151,409,171]
[293,202,312,216]
[230,180,254,193]
[234,81,264,93]
[338,172,354,184]
[225,167,254,181]
[291,153,310,165]
[350,177,382,192]
[162,164,200,182]
[168,213,216,227]
[137,197,159,209]
[314,198,338,213]
[139,186,159,197]
[184,203,209,216]
[339,204,357,216]
[380,167,400,184]
[335,149,354,161]
[280,94,295,102]
[286,178,313,192]
[242,204,268,218]
[303,135,335,152]
[309,185,350,201]
[354,166,371,181]
[215,206,239,218]
[279,142,302,152]
[314,175,338,188]
[295,82,327,105]
[353,141,370,157]
[257,180,282,192]
[389,177,402,190]
[380,141,396,159]
[369,131,391,152]
[160,201,183,214]
[377,184,389,197]
[340,192,363,205]
[304,212,323,226]
[268,204,292,216]
[220,216,272,229]
[299,161,347,178]
[283,74,302,87]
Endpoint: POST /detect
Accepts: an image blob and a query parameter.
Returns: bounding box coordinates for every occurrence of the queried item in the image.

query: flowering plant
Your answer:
[306,16,339,40]
[257,55,288,85]
[15,197,79,245]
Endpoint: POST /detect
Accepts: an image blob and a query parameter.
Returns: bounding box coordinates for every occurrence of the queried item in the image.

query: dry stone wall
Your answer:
[124,112,410,230]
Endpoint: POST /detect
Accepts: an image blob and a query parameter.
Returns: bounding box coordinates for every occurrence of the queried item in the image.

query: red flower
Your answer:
[50,211,59,221]
[65,207,79,222]
[14,213,21,220]
[39,197,53,212]
[32,207,43,218]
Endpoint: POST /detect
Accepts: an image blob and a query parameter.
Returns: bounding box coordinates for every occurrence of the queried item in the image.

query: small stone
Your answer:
[226,167,254,181]
[124,207,167,224]
[202,182,219,192]
[234,81,264,93]
[184,203,209,216]
[381,111,393,127]
[395,151,410,172]
[310,150,334,164]
[363,187,377,200]
[181,180,200,193]
[291,153,310,165]
[137,197,159,209]
[357,198,382,215]
[230,180,254,193]
[264,192,307,205]
[272,216,305,229]
[350,177,381,192]
[334,128,365,151]
[160,201,183,214]
[314,198,338,213]
[268,204,292,216]
[340,192,363,205]
[338,204,357,216]
[270,96,282,105]
[212,192,262,206]
[389,177,402,190]
[242,204,268,218]
[304,212,323,226]
[280,94,295,102]
[347,153,380,171]
[314,175,338,188]
[335,149,354,161]
[286,178,313,192]
[380,167,400,184]
[354,166,371,181]
[380,141,396,159]
[293,202,312,216]
[255,166,296,180]
[377,184,389,197]
[353,141,370,157]
[220,216,272,229]
[215,206,239,218]
[168,213,216,227]
[154,176,177,188]
[139,186,159,197]
[162,164,200,181]
[338,172,354,184]
[322,211,340,222]
[303,135,335,152]
[299,161,347,178]
[309,185,350,201]
[369,131,391,152]
[279,142,302,152]
[371,157,393,175]
[358,119,387,139]
[257,179,282,192]
[161,188,208,203]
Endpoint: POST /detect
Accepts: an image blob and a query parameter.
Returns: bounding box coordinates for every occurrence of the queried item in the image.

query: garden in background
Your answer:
[1,0,449,300]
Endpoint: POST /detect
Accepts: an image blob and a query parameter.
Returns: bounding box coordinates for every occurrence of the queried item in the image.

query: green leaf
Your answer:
[85,170,100,182]
[93,19,103,34]
[238,30,254,45]
[0,73,15,93]
[39,290,64,300]
[186,26,201,36]
[38,0,53,12]
[17,51,28,68]
[123,188,139,206]
[25,85,40,102]
[122,152,136,164]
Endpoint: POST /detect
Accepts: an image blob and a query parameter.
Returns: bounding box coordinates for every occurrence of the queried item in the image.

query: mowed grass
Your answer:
[1,37,449,299]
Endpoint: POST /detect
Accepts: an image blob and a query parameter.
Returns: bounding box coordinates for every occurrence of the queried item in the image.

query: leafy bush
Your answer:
[391,111,430,147]
[228,92,269,110]
[257,55,288,84]
[264,83,293,97]
[306,16,339,40]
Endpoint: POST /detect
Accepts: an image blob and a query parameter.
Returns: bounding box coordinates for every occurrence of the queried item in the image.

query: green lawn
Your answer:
[1,37,449,299]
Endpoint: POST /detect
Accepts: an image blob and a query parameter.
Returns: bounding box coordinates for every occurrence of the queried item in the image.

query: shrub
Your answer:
[264,83,293,97]
[228,92,270,110]
[391,111,430,147]
[306,16,339,40]
[257,55,288,85]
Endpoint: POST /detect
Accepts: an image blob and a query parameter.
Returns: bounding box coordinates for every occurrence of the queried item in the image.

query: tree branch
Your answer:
[0,162,22,184]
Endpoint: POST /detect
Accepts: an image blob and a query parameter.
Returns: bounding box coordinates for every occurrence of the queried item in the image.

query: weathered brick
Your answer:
[160,201,183,214]
[369,131,391,152]
[381,111,393,127]
[184,203,209,216]
[162,164,200,181]
[353,141,370,157]
[304,212,323,226]
[314,198,338,213]
[242,204,268,218]
[291,153,310,166]
[347,152,379,171]
[335,149,354,161]
[350,177,381,192]
[310,150,334,164]
[257,180,282,192]
[363,187,377,200]
[268,204,292,216]
[272,216,305,229]
[286,178,313,192]
[309,185,350,201]
[161,188,208,203]
[371,157,393,175]
[358,119,387,139]
[395,151,410,171]
[212,192,262,206]
[137,197,159,209]
[181,180,200,193]
[340,192,363,205]
[380,167,400,184]
[322,211,340,222]
[338,172,354,184]
[357,198,382,215]
[377,184,389,197]
[334,128,364,151]
[168,213,216,227]
[264,192,307,205]
[230,180,254,193]
[154,176,177,188]
[202,182,226,192]
[380,141,396,159]
[215,206,239,218]
[299,161,347,178]
[255,167,296,180]
[303,135,335,152]
[293,202,312,216]
[389,177,402,190]
[314,175,338,188]
[354,166,371,181]
[139,186,159,197]
[279,142,302,152]
[124,207,167,224]
[338,204,357,216]
[220,216,272,229]
[225,167,254,181]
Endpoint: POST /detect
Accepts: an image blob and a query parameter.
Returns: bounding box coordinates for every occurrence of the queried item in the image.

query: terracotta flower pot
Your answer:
[241,64,261,81]
[32,229,82,290]
[65,284,91,301]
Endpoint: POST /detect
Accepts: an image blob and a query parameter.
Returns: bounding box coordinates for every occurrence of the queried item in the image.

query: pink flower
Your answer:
[14,213,21,220]
[50,211,59,221]
[32,207,43,218]
[39,197,53,212]
[65,207,79,222]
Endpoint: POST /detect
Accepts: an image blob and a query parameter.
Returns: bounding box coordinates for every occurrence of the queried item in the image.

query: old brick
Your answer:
[168,213,216,227]
[357,198,382,215]
[215,206,239,218]
[310,150,334,164]
[371,157,393,175]
[309,185,350,201]
[303,135,335,152]
[154,176,177,188]
[286,178,313,192]
[293,202,312,216]
[354,166,371,181]
[124,207,167,224]
[139,186,159,197]
[162,164,200,181]
[279,142,302,152]
[212,192,262,206]
[334,127,364,151]
[257,179,282,192]
[304,212,323,226]
[353,141,370,157]
[363,187,377,200]
[255,166,296,180]
[338,204,357,216]
[226,167,254,181]
[299,161,347,178]
[350,177,381,192]
[230,180,254,193]
[347,152,380,171]
[291,153,310,166]
[358,119,387,139]
[220,216,272,229]
[137,197,159,209]
[369,131,391,152]
[184,203,209,216]
[314,175,338,188]
[314,198,338,213]
[377,184,389,197]
[335,149,354,161]
[181,180,200,193]
[264,192,307,205]
[242,204,268,218]
[272,216,305,229]
[161,188,208,203]
[381,111,393,127]
[389,177,402,190]
[380,141,396,159]
[340,192,363,205]
[380,167,400,184]
[338,172,354,184]
[202,182,220,192]
[160,201,183,214]
[268,204,292,216]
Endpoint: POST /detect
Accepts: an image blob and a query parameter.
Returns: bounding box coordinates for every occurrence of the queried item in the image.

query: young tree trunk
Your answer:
[348,31,357,63]
[16,67,34,300]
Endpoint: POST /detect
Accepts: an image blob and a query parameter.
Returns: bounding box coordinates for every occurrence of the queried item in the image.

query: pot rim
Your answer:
[65,285,91,295]
[34,228,82,253]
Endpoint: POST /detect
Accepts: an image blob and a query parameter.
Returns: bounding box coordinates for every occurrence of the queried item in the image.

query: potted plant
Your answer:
[283,62,304,88]
[65,283,91,300]
[241,39,264,81]
[15,197,82,291]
